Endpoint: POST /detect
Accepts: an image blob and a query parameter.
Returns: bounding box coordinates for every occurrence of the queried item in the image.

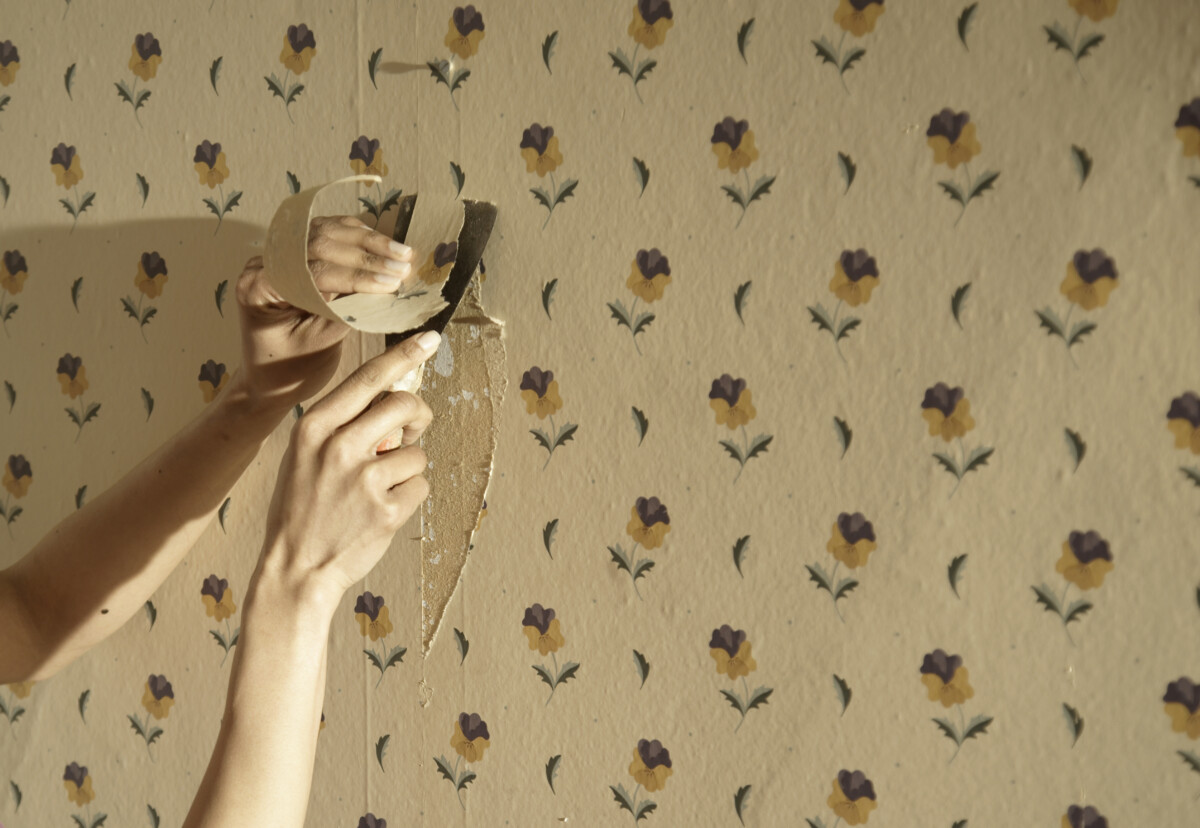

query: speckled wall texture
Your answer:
[2,0,1200,826]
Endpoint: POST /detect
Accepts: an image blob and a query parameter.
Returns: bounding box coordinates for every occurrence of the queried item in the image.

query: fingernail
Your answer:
[373,273,403,288]
[385,260,412,275]
[389,240,413,260]
[417,330,441,353]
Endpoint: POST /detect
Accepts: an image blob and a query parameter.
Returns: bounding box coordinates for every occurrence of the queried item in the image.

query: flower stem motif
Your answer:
[435,712,489,809]
[812,1,884,92]
[201,574,239,666]
[128,674,174,762]
[348,136,402,227]
[1,454,31,538]
[608,0,673,102]
[920,383,992,499]
[1043,1,1116,83]
[266,24,314,122]
[1174,98,1200,188]
[120,251,167,342]
[521,124,578,229]
[1034,249,1117,366]
[806,513,875,622]
[0,249,27,336]
[523,604,579,705]
[919,649,992,763]
[198,359,228,403]
[925,109,999,226]
[427,6,483,110]
[51,144,96,232]
[609,497,669,599]
[193,141,241,233]
[611,739,671,824]
[608,249,670,354]
[1167,392,1200,489]
[709,375,773,481]
[57,353,100,441]
[807,250,879,363]
[808,769,877,826]
[355,592,406,688]
[1062,804,1109,828]
[115,33,160,126]
[711,118,775,227]
[0,679,32,725]
[1033,531,1112,645]
[709,625,772,732]
[521,366,577,469]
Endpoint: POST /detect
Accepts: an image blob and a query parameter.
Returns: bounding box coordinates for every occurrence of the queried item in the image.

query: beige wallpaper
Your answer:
[3,0,1200,825]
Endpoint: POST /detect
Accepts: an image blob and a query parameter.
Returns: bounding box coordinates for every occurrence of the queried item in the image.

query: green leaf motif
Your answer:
[948,553,968,598]
[734,280,752,324]
[4,380,14,411]
[554,179,578,207]
[531,428,552,451]
[1035,307,1066,339]
[78,688,90,722]
[1071,144,1092,188]
[734,783,752,825]
[933,716,958,743]
[952,822,968,828]
[1064,599,1093,625]
[838,152,856,193]
[835,317,860,342]
[65,63,76,98]
[746,686,773,711]
[633,59,656,85]
[368,48,382,89]
[546,754,561,793]
[732,534,750,576]
[1033,584,1062,616]
[1076,33,1104,60]
[1178,750,1200,776]
[11,780,21,809]
[737,18,755,63]
[719,439,744,464]
[75,485,87,509]
[1182,466,1200,489]
[633,649,650,687]
[833,674,851,715]
[286,171,300,195]
[1067,320,1097,348]
[148,804,160,828]
[632,406,649,445]
[720,688,746,715]
[951,282,971,328]
[543,518,558,558]
[968,170,1000,200]
[805,564,833,595]
[833,578,858,601]
[450,161,465,197]
[136,173,150,206]
[532,664,555,689]
[721,184,747,209]
[384,644,406,669]
[748,175,775,205]
[608,545,632,575]
[812,37,839,66]
[963,446,993,474]
[553,423,578,450]
[610,784,636,814]
[957,3,978,49]
[963,714,993,740]
[264,74,286,99]
[454,628,469,664]
[541,278,558,319]
[747,434,773,461]
[285,84,305,106]
[530,187,552,210]
[71,277,84,311]
[1065,428,1086,471]
[938,180,966,206]
[376,734,390,771]
[1043,23,1073,53]
[833,416,852,458]
[933,452,960,478]
[115,80,134,104]
[434,755,456,783]
[144,600,156,630]
[542,31,558,73]
[0,175,9,205]
[218,497,231,532]
[214,280,228,316]
[807,304,834,334]
[209,57,222,94]
[1063,702,1084,746]
[633,157,650,197]
[608,50,634,79]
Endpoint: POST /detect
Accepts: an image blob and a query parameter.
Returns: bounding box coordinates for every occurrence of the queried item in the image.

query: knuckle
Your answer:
[339,215,364,228]
[361,252,385,270]
[325,434,358,468]
[405,444,428,469]
[410,474,431,502]
[353,362,383,390]
[307,235,335,259]
[292,413,324,448]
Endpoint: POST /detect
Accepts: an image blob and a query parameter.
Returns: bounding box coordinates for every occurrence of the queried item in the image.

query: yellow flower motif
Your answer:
[417,242,458,286]
[445,8,486,59]
[713,131,759,174]
[1069,0,1119,22]
[1168,421,1200,454]
[927,121,981,170]
[626,249,672,303]
[135,253,168,299]
[451,715,490,763]
[1179,126,1200,158]
[356,604,393,641]
[350,149,388,178]
[834,0,886,38]
[6,680,34,698]
[64,774,95,806]
[199,373,227,403]
[279,25,317,75]
[202,590,237,622]
[827,773,878,825]
[828,252,880,307]
[521,136,563,178]
[57,363,89,399]
[709,385,756,430]
[628,2,675,49]
[523,617,565,656]
[920,387,975,442]
[128,39,162,82]
[626,497,670,550]
[827,519,877,569]
[51,149,85,190]
[1,256,28,294]
[519,368,563,419]
[0,62,17,87]
[1059,259,1117,310]
[710,639,757,680]
[1054,533,1114,591]
[628,742,673,792]
[194,154,229,188]
[1165,703,1200,739]
[921,665,974,707]
[142,681,175,720]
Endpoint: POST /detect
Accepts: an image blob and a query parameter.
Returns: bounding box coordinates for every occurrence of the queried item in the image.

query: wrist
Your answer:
[245,545,344,627]
[216,371,291,442]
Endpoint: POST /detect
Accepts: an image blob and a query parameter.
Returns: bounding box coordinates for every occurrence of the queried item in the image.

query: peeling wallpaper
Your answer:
[2,0,1200,826]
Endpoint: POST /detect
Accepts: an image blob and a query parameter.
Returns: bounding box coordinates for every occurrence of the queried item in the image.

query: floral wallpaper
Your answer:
[2,0,1199,825]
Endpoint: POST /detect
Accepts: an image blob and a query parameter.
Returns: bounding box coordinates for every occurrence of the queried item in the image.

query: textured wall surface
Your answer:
[2,0,1200,825]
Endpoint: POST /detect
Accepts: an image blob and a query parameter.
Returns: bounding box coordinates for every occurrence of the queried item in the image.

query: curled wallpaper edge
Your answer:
[417,281,505,655]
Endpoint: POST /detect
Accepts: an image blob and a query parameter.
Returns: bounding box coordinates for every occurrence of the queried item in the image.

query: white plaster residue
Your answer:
[432,337,455,377]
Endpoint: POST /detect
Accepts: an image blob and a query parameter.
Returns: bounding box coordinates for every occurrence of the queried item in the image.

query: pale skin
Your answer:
[0,215,438,827]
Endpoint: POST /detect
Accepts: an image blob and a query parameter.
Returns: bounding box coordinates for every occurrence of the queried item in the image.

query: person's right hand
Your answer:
[256,330,441,604]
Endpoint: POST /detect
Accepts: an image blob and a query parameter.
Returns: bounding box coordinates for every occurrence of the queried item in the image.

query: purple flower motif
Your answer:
[709,624,747,658]
[1067,530,1112,564]
[1168,392,1200,427]
[839,249,878,281]
[1164,677,1200,713]
[452,5,485,35]
[637,738,671,769]
[709,374,747,408]
[520,366,554,398]
[3,250,27,275]
[57,353,83,380]
[1175,98,1200,131]
[637,0,674,24]
[141,251,167,279]
[837,769,877,801]
[711,117,751,151]
[134,32,162,60]
[520,124,554,156]
[1071,249,1117,284]
[521,603,555,634]
[1065,805,1108,828]
[837,512,876,544]
[634,496,670,526]
[355,591,386,621]
[635,248,671,278]
[198,360,226,386]
[919,649,962,684]
[349,136,380,166]
[147,673,174,700]
[201,574,229,602]
[458,711,490,741]
[193,140,222,169]
[358,815,387,828]
[0,40,18,67]
[63,762,88,787]
[921,382,964,417]
[286,24,316,53]
[926,108,970,144]
[7,454,31,479]
[433,241,458,268]
[51,143,77,170]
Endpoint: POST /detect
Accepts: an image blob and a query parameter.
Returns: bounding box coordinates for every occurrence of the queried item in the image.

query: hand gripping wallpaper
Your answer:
[2,0,1200,825]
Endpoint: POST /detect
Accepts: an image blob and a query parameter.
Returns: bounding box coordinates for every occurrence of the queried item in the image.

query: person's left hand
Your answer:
[234,215,415,416]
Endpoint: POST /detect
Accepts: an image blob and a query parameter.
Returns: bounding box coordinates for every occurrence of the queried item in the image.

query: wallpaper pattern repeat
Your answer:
[2,0,1200,825]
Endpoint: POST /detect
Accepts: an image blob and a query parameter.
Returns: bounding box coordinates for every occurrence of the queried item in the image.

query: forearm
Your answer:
[184,566,335,828]
[2,372,287,682]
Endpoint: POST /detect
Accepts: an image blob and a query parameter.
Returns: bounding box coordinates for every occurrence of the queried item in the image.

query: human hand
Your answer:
[256,331,440,606]
[235,215,416,417]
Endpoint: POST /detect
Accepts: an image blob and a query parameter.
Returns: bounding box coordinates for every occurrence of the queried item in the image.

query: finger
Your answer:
[308,239,412,293]
[384,474,431,529]
[337,389,433,454]
[370,444,428,491]
[303,331,441,433]
[316,220,414,263]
